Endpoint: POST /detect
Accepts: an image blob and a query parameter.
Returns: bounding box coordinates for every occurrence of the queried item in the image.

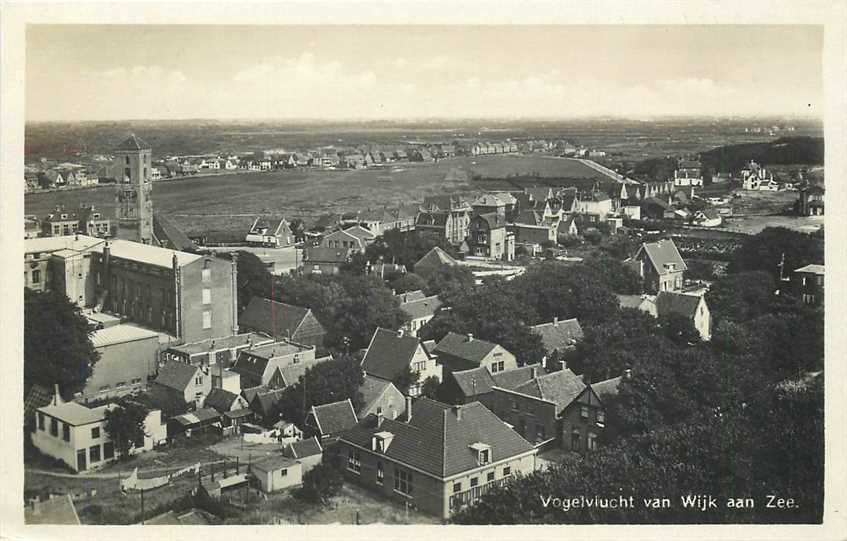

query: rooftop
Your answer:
[90,323,160,349]
[23,235,202,269]
[168,333,273,356]
[399,295,443,321]
[794,264,825,275]
[361,328,425,382]
[310,399,359,436]
[38,401,109,426]
[433,332,503,364]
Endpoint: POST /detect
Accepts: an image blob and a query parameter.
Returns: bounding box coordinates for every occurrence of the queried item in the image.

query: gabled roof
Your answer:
[240,297,319,340]
[492,364,543,391]
[305,246,352,264]
[153,214,197,252]
[525,187,553,203]
[636,239,687,275]
[309,399,358,436]
[361,328,424,382]
[399,295,443,321]
[154,361,199,392]
[530,318,584,353]
[794,264,825,275]
[414,246,457,275]
[115,134,150,151]
[340,398,535,478]
[514,209,544,226]
[38,401,109,426]
[592,375,623,399]
[358,375,397,416]
[342,224,377,243]
[472,212,508,230]
[250,389,285,417]
[513,368,587,413]
[451,366,496,397]
[416,211,449,227]
[432,332,502,365]
[204,388,241,413]
[285,436,323,459]
[655,292,703,319]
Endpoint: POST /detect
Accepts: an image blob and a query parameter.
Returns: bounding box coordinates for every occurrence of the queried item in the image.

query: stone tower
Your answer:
[114,134,153,244]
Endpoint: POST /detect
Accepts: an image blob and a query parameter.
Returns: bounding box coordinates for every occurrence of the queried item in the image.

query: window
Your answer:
[195,391,203,401]
[587,432,598,451]
[90,445,101,463]
[393,468,413,495]
[376,461,384,485]
[103,442,115,460]
[280,468,288,477]
[571,429,581,450]
[32,270,41,283]
[202,310,212,329]
[347,449,361,474]
[503,466,511,477]
[478,449,490,465]
[511,399,519,411]
[125,156,130,165]
[195,375,203,385]
[596,410,606,427]
[487,471,495,482]
[50,418,58,437]
[202,288,211,304]
[453,482,462,493]
[580,406,590,419]
[38,413,45,431]
[91,427,100,439]
[62,423,70,442]
[498,361,505,372]
[490,362,500,374]
[202,268,211,283]
[470,477,479,488]
[536,424,546,441]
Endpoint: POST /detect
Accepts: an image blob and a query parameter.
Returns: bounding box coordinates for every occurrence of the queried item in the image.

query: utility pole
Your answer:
[140,488,145,525]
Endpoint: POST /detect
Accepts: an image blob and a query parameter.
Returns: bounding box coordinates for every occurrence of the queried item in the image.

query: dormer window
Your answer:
[372,431,394,453]
[470,442,492,465]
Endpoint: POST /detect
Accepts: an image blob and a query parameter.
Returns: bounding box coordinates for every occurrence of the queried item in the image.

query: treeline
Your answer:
[700,136,824,173]
[452,227,824,524]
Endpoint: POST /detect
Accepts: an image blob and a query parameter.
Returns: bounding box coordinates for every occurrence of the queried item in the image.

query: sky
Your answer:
[26,25,823,121]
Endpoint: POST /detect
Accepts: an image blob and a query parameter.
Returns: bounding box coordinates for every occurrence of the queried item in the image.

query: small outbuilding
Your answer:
[251,455,303,493]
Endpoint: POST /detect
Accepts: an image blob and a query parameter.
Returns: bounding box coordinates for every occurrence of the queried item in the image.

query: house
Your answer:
[654,291,712,341]
[336,397,537,520]
[239,297,327,349]
[41,207,80,237]
[576,191,613,222]
[796,184,824,216]
[692,208,722,227]
[81,323,160,400]
[168,407,223,438]
[24,215,40,238]
[793,264,824,306]
[24,494,81,525]
[204,388,252,432]
[252,455,303,493]
[557,215,580,237]
[530,317,584,369]
[673,159,704,187]
[78,206,112,238]
[247,388,286,426]
[230,340,321,390]
[432,332,518,375]
[162,332,274,370]
[441,364,541,405]
[625,239,687,293]
[245,216,295,248]
[148,361,213,415]
[32,396,165,472]
[466,213,515,261]
[358,375,406,420]
[640,196,674,220]
[283,436,324,473]
[471,193,507,219]
[616,294,658,317]
[741,160,777,190]
[305,399,359,439]
[417,195,472,245]
[361,328,442,397]
[320,226,374,253]
[398,294,443,337]
[485,368,606,451]
[413,246,458,280]
[510,222,556,248]
[303,246,353,275]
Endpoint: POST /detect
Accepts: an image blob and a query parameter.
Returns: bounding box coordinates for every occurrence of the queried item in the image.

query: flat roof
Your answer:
[24,234,201,268]
[91,323,160,348]
[170,333,272,355]
[246,340,314,359]
[38,401,110,426]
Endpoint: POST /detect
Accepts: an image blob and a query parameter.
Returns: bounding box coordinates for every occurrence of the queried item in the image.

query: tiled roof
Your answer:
[514,209,544,226]
[414,246,457,275]
[24,384,55,424]
[305,246,352,264]
[399,295,443,321]
[513,369,587,412]
[395,290,427,302]
[638,239,687,275]
[115,134,150,151]
[279,355,332,387]
[530,318,584,354]
[491,364,542,391]
[451,367,495,397]
[341,225,376,242]
[592,376,622,399]
[359,375,393,414]
[90,324,159,348]
[154,361,199,392]
[250,388,285,417]
[416,211,449,227]
[433,332,499,364]
[361,328,423,382]
[310,399,358,436]
[473,212,508,230]
[340,398,535,478]
[204,388,241,413]
[655,292,703,319]
[285,436,323,458]
[240,298,319,341]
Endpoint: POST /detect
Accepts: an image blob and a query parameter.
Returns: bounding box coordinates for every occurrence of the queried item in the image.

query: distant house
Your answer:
[529,317,584,369]
[576,191,613,222]
[358,375,406,420]
[741,160,777,191]
[432,332,518,376]
[793,264,824,306]
[204,387,249,415]
[245,216,295,248]
[247,388,286,426]
[361,328,442,397]
[640,196,674,220]
[283,436,324,473]
[654,291,712,341]
[467,213,515,261]
[441,363,541,405]
[557,215,580,237]
[673,159,704,187]
[239,297,327,349]
[162,332,274,370]
[413,246,459,279]
[148,362,213,415]
[230,340,322,390]
[692,208,722,227]
[796,184,824,216]
[304,398,359,439]
[471,193,508,218]
[303,246,353,275]
[417,195,472,245]
[320,226,375,253]
[78,206,112,238]
[397,294,443,337]
[625,239,687,293]
[335,397,537,520]
[41,207,80,237]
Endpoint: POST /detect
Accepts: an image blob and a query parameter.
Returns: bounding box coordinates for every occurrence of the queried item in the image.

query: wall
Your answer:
[258,463,303,492]
[442,453,536,518]
[83,335,159,399]
[483,389,558,444]
[179,256,236,343]
[559,389,605,452]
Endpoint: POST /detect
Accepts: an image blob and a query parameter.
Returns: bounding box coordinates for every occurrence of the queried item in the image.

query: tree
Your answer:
[24,288,100,398]
[393,366,420,395]
[659,312,702,345]
[728,227,824,279]
[420,376,441,400]
[705,271,777,324]
[221,251,272,313]
[103,399,149,460]
[389,272,427,294]
[326,274,408,351]
[276,356,365,425]
[295,456,344,505]
[425,265,476,304]
[581,255,642,294]
[366,229,455,270]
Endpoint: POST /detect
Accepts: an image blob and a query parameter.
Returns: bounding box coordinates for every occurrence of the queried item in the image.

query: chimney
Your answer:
[397,328,404,338]
[530,366,538,379]
[51,384,64,406]
[376,411,384,428]
[553,316,559,327]
[582,373,590,384]
[466,333,474,342]
[453,404,462,421]
[405,396,413,422]
[624,368,633,380]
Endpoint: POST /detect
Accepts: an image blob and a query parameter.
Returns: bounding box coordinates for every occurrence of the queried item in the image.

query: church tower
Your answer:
[114,134,153,244]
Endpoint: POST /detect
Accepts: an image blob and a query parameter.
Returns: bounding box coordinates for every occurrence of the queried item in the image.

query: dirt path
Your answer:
[26,458,229,480]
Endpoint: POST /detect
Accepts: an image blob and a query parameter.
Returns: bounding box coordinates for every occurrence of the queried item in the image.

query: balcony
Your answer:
[449,477,510,512]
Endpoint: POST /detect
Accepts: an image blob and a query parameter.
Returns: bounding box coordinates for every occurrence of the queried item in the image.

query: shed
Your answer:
[251,455,303,493]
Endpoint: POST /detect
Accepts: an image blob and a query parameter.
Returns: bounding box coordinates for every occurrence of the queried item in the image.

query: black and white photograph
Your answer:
[1,2,845,538]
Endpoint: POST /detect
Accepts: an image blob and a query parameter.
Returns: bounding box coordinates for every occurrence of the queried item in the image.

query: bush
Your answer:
[583,228,603,245]
[295,458,344,505]
[557,234,581,247]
